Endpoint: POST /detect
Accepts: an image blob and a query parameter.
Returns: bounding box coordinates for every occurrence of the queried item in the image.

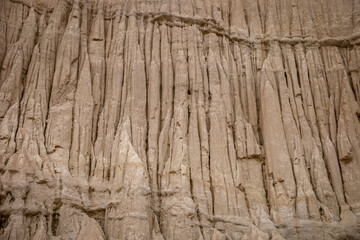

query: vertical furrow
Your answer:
[45,1,80,175]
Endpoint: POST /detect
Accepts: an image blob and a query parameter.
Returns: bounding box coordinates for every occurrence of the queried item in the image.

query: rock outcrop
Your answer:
[0,0,360,239]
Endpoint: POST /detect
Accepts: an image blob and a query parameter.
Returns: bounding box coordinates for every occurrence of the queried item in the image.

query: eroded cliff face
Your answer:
[0,0,359,239]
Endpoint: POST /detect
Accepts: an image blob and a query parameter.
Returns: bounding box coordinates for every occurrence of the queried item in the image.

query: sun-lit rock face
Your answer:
[0,0,360,239]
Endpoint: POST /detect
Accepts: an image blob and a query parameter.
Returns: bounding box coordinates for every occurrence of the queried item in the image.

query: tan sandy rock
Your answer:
[0,0,360,239]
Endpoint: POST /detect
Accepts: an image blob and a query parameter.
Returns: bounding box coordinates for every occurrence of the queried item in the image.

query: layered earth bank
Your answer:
[0,0,360,239]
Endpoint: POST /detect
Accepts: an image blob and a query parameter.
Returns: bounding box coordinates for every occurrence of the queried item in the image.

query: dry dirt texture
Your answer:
[0,0,360,239]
